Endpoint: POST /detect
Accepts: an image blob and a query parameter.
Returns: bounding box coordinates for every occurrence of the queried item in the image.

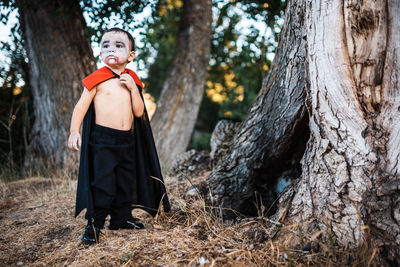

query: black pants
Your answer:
[85,124,136,228]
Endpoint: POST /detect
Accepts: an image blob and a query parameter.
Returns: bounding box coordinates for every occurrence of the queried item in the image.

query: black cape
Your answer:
[75,67,171,218]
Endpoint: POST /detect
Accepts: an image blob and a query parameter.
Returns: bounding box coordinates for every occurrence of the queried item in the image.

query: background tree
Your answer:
[149,0,213,167]
[15,0,97,171]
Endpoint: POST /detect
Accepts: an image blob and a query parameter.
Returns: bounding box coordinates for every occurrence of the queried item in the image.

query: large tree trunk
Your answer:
[150,0,212,167]
[205,0,308,216]
[286,0,400,263]
[205,0,399,262]
[18,0,96,171]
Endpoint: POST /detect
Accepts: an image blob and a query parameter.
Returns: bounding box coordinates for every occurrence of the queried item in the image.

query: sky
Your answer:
[0,9,18,67]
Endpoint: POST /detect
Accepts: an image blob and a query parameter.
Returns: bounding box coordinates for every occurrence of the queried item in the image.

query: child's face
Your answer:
[100,32,135,66]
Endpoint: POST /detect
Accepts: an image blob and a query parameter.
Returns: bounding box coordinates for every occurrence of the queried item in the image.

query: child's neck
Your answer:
[105,64,128,75]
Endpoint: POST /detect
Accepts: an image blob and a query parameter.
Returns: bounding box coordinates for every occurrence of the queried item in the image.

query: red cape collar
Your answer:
[82,66,144,91]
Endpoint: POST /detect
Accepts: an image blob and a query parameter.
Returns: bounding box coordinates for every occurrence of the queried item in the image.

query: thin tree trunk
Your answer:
[286,0,400,263]
[150,0,212,167]
[18,0,96,171]
[205,0,308,216]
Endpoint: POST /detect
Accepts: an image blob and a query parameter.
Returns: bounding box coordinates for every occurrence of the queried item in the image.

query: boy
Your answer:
[68,28,170,245]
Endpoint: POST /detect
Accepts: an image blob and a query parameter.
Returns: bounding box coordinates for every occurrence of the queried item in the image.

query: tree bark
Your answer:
[205,0,308,216]
[18,0,97,171]
[150,0,212,167]
[286,0,400,263]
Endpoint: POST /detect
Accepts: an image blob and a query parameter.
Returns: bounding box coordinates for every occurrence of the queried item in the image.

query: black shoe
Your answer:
[109,217,144,230]
[82,223,102,244]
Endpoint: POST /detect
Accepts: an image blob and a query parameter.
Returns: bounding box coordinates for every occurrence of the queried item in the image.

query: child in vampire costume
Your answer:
[75,67,170,243]
[68,28,170,245]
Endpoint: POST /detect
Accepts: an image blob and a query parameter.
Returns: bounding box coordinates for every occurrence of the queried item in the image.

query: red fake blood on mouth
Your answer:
[107,56,119,64]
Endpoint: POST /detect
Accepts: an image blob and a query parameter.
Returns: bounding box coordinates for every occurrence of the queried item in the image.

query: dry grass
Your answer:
[0,172,376,266]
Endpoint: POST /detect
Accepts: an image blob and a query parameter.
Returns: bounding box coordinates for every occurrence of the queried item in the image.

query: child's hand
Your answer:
[68,132,81,151]
[120,74,137,91]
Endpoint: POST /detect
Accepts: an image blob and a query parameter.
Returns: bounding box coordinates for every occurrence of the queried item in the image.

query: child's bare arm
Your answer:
[130,85,144,117]
[68,87,97,151]
[120,74,144,117]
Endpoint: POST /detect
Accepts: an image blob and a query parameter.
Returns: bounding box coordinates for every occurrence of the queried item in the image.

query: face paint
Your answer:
[100,34,130,65]
[101,42,128,54]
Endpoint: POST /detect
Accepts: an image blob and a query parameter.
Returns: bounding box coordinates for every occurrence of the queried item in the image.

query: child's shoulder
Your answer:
[82,67,114,91]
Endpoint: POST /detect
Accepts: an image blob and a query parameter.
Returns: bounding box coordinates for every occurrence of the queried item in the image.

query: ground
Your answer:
[0,160,371,266]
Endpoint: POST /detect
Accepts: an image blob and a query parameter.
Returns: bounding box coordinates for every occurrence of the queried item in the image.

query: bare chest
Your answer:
[92,78,134,129]
[95,78,131,100]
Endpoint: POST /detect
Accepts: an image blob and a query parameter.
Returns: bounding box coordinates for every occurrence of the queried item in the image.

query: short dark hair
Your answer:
[100,27,135,51]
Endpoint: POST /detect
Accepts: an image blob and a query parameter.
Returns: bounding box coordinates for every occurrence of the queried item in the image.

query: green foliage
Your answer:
[202,1,282,122]
[232,0,286,27]
[80,0,154,44]
[135,0,182,100]
[218,26,272,121]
